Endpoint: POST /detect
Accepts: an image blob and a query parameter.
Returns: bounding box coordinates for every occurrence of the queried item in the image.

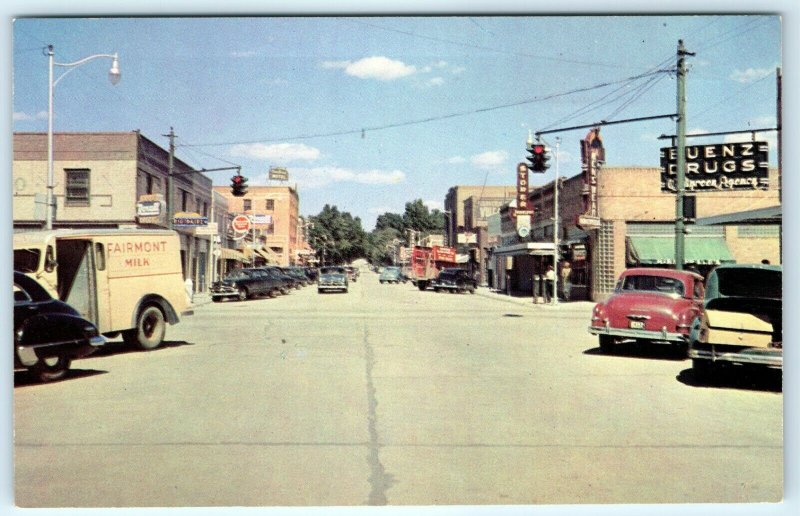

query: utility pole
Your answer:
[675,40,693,270]
[164,127,176,231]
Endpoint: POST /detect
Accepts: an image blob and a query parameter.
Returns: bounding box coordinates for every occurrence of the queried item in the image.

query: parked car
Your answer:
[688,264,782,376]
[211,268,276,302]
[260,266,296,295]
[318,266,349,293]
[304,267,319,282]
[278,267,308,288]
[379,266,403,284]
[14,271,106,382]
[588,268,705,353]
[431,268,477,294]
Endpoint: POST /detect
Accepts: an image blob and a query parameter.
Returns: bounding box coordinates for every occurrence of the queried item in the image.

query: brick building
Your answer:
[213,185,302,266]
[490,165,781,302]
[12,131,226,294]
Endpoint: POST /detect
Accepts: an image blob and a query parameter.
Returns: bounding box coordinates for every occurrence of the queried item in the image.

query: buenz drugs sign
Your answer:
[660,141,769,193]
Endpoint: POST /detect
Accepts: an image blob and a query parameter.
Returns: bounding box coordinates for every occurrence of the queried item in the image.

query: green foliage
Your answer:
[307,205,367,265]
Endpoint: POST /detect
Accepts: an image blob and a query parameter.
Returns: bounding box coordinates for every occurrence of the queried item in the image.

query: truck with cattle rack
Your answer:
[409,245,458,291]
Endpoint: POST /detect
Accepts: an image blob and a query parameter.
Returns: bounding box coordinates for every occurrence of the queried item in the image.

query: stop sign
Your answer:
[231,214,251,233]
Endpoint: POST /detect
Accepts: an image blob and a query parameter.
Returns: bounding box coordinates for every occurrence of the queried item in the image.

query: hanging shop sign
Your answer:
[232,214,252,233]
[173,212,208,227]
[515,163,530,217]
[269,167,289,181]
[660,141,769,192]
[577,128,604,231]
[135,194,166,225]
[249,214,273,225]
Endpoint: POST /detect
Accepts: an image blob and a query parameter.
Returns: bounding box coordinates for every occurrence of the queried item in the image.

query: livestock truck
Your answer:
[409,245,458,291]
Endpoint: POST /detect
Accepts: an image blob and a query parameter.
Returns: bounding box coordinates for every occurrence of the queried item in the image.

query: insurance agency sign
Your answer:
[660,141,769,192]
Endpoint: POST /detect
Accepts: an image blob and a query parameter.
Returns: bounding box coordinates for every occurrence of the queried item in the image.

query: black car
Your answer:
[211,268,278,302]
[280,267,311,288]
[262,266,298,294]
[14,271,106,382]
[431,268,477,294]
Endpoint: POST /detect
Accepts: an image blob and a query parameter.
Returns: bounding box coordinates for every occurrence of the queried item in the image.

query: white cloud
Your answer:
[324,56,417,81]
[290,167,406,189]
[471,150,509,169]
[730,67,773,83]
[445,156,467,164]
[450,66,466,74]
[425,77,445,87]
[14,111,47,121]
[229,143,320,163]
[423,199,444,212]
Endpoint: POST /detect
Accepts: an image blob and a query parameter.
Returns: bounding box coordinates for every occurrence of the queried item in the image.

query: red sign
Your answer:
[578,128,604,230]
[432,246,457,263]
[232,215,251,233]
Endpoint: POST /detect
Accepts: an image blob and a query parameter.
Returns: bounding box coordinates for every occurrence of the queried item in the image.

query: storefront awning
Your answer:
[627,236,735,266]
[255,248,278,264]
[220,248,247,262]
[492,242,556,257]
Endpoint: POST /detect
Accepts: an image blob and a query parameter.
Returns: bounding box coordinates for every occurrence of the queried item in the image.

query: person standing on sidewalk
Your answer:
[560,261,572,301]
[544,265,555,303]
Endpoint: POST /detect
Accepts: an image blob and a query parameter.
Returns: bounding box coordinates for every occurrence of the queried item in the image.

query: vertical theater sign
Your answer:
[577,128,605,230]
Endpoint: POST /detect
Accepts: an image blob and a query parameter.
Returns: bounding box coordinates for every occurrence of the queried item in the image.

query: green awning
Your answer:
[627,236,736,266]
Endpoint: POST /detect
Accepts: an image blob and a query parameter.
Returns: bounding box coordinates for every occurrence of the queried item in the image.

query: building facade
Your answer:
[490,164,781,302]
[444,185,518,284]
[12,131,225,295]
[213,185,302,266]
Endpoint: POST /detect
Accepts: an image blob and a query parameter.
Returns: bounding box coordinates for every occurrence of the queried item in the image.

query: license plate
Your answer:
[629,321,645,329]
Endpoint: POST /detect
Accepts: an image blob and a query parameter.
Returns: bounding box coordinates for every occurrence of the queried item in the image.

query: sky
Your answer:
[10,12,784,230]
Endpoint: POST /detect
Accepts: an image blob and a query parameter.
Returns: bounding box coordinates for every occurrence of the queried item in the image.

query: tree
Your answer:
[308,204,367,265]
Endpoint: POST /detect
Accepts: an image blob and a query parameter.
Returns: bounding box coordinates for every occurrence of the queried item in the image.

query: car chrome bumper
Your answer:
[689,346,782,368]
[588,325,686,343]
[16,334,107,367]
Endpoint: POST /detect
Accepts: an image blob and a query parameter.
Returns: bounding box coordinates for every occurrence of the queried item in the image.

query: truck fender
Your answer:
[131,294,180,328]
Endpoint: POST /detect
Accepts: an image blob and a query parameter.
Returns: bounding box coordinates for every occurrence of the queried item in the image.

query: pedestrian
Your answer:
[560,261,572,301]
[544,265,555,302]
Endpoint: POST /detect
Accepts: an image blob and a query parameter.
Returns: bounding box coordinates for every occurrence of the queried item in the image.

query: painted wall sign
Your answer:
[659,141,769,192]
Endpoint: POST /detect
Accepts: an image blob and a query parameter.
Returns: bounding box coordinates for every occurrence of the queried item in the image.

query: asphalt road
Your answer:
[13,271,783,507]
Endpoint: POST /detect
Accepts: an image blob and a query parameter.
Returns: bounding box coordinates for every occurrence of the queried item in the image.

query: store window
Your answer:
[65,169,90,206]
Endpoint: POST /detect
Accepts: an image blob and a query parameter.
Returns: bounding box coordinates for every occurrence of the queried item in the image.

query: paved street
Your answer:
[14,271,782,507]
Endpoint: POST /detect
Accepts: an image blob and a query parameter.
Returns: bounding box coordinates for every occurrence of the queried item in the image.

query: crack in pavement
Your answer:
[363,323,394,505]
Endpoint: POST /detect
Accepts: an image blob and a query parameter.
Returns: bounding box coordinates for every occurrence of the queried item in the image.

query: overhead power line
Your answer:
[181,68,672,148]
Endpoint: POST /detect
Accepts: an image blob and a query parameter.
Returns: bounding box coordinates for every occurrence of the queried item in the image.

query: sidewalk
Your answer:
[474,287,595,312]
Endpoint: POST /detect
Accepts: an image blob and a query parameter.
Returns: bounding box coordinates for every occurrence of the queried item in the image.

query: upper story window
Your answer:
[243,199,252,211]
[181,190,190,212]
[266,199,275,210]
[65,169,90,206]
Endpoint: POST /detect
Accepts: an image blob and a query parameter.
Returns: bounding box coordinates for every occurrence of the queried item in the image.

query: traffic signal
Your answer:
[230,174,248,197]
[527,143,550,173]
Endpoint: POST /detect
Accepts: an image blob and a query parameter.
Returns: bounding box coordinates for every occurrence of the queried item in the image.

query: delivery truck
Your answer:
[13,229,193,350]
[409,245,458,291]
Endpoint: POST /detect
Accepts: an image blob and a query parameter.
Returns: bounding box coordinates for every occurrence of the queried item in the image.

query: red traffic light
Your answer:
[531,144,546,155]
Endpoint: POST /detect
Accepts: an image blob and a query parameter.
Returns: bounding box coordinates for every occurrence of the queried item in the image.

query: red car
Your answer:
[588,268,705,353]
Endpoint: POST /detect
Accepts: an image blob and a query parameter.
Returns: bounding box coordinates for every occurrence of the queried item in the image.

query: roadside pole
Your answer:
[675,40,693,270]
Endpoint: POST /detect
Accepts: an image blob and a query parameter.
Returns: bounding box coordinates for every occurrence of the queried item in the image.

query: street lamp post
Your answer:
[46,44,121,230]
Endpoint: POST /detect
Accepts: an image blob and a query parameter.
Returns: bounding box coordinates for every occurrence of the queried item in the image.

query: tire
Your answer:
[269,289,279,298]
[692,358,716,379]
[599,335,615,353]
[123,305,166,350]
[237,287,248,301]
[468,285,476,294]
[380,281,385,284]
[212,297,222,303]
[417,281,428,291]
[29,355,71,382]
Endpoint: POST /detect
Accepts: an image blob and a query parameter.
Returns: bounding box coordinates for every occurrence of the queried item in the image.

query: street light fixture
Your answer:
[45,44,121,230]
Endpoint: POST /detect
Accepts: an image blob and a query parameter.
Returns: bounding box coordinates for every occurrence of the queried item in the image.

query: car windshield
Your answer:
[321,267,345,274]
[715,268,781,299]
[619,275,685,296]
[225,270,251,280]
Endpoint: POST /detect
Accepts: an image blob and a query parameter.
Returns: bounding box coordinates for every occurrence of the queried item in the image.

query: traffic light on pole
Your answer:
[527,143,550,173]
[231,174,248,197]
